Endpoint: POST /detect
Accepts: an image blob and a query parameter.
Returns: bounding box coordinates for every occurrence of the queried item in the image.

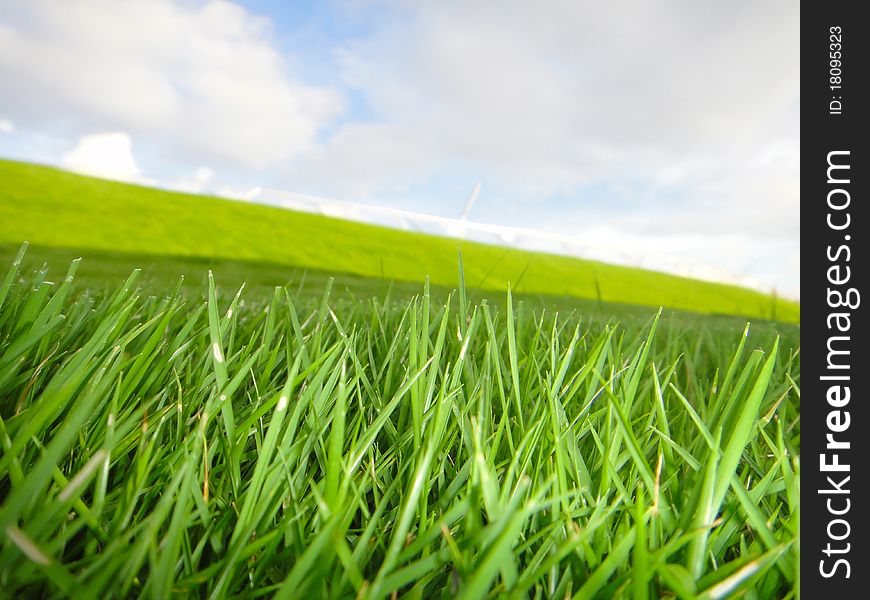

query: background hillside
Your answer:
[0,159,798,322]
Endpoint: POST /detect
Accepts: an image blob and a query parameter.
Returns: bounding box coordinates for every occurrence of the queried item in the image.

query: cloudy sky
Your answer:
[0,0,800,297]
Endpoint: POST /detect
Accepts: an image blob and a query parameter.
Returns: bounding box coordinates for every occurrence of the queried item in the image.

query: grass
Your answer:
[0,245,800,598]
[0,158,799,322]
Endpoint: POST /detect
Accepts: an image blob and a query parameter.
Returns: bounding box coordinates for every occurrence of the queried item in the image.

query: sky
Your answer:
[0,0,800,297]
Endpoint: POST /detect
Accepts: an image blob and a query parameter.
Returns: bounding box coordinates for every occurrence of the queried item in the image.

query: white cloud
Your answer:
[166,166,215,194]
[0,117,12,133]
[0,0,343,169]
[62,132,145,183]
[292,1,799,236]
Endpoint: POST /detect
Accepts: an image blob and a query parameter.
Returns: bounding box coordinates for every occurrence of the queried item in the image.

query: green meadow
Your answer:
[0,159,798,322]
[0,245,799,598]
[0,159,799,598]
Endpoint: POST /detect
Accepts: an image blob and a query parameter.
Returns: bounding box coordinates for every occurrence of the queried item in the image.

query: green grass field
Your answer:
[0,159,798,322]
[0,244,799,598]
[1,158,800,598]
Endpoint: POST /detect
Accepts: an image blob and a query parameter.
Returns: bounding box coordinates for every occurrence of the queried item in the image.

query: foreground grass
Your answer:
[0,247,799,598]
[0,158,799,322]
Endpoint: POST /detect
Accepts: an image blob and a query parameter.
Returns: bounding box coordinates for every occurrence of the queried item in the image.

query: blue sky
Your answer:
[0,0,800,297]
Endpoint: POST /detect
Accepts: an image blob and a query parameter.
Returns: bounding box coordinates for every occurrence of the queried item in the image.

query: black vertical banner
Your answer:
[803,4,868,597]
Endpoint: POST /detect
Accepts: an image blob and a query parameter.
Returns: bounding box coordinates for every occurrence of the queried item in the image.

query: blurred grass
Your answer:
[0,243,796,341]
[0,158,799,322]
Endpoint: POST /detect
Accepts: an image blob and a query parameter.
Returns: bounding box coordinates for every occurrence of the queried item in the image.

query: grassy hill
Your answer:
[0,158,798,322]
